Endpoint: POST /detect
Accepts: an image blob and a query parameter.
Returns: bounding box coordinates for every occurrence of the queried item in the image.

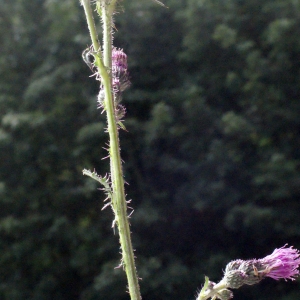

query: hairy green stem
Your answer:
[81,1,141,299]
[196,277,228,300]
[81,0,101,53]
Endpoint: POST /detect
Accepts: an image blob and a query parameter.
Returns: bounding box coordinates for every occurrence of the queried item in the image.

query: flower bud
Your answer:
[112,48,130,95]
[217,289,233,300]
[222,269,246,289]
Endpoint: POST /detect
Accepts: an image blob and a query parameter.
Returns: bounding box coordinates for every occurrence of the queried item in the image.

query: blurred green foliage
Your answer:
[1,0,300,299]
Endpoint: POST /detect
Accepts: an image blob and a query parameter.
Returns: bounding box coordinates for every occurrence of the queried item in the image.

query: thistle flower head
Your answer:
[112,48,130,93]
[222,260,261,288]
[198,246,300,300]
[221,245,300,290]
[259,244,300,281]
[112,48,128,71]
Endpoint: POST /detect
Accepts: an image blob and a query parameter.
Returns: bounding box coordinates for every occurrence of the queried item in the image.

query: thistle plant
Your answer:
[80,0,140,299]
[79,1,300,300]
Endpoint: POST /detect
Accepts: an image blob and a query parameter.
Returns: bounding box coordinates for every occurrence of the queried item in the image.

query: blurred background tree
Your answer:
[0,0,300,299]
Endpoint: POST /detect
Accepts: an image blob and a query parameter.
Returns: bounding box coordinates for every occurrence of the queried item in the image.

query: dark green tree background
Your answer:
[0,0,300,299]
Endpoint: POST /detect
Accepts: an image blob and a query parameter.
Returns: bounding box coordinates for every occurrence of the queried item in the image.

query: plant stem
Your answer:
[81,0,101,53]
[81,1,141,299]
[196,277,227,300]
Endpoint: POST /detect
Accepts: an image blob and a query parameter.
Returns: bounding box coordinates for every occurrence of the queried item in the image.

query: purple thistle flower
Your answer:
[112,48,130,94]
[221,245,300,289]
[112,48,128,71]
[111,48,130,124]
[259,244,300,281]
